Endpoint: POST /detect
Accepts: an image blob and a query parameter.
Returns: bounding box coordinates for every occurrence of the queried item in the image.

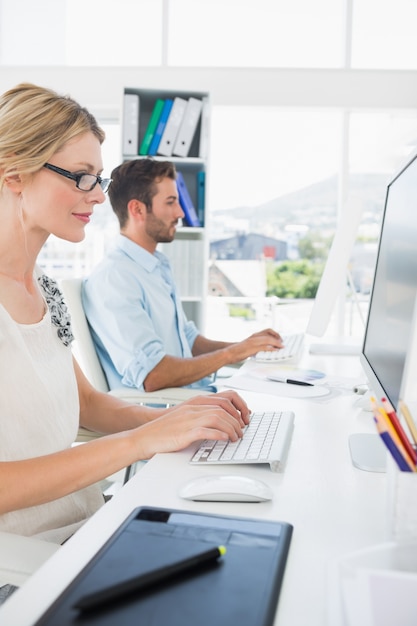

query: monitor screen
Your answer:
[360,151,417,411]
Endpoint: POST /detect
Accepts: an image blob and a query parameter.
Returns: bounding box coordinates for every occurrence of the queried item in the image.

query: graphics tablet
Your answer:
[35,506,293,626]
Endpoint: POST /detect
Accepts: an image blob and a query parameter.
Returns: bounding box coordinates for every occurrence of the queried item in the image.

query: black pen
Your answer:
[74,545,226,612]
[267,376,314,387]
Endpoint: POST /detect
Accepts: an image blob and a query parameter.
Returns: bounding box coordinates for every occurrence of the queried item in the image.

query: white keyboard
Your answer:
[255,332,304,363]
[190,410,295,472]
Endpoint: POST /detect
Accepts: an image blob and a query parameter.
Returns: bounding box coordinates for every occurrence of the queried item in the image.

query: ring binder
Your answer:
[122,94,139,156]
[157,97,187,157]
[139,98,164,156]
[176,171,201,227]
[173,97,203,158]
[148,99,173,156]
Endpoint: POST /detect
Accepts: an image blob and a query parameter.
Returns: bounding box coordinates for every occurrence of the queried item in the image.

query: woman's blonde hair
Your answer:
[0,83,105,189]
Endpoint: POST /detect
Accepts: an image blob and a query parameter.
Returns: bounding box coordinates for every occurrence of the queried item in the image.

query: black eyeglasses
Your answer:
[43,163,112,193]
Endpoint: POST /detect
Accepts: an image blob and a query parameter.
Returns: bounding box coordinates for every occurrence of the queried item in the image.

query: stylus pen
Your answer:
[267,376,314,387]
[74,545,226,612]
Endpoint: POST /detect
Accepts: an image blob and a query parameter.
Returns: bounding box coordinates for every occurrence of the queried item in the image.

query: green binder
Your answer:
[139,99,165,155]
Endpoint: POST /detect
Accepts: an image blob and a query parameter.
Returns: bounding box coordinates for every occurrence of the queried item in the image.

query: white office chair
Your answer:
[59,278,204,437]
[0,532,60,590]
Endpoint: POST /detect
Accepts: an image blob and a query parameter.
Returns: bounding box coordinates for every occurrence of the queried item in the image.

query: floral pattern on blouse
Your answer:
[37,274,74,347]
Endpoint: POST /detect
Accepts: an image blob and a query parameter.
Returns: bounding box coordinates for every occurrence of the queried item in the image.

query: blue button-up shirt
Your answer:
[82,235,213,391]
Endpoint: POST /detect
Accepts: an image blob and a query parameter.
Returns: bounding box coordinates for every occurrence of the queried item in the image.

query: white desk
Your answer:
[0,352,389,626]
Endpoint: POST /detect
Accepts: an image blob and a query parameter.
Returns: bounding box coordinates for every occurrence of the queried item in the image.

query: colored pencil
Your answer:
[399,400,417,447]
[370,397,416,471]
[380,397,417,465]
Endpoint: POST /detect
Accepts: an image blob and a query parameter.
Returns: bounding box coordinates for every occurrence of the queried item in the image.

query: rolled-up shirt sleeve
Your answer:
[83,243,194,391]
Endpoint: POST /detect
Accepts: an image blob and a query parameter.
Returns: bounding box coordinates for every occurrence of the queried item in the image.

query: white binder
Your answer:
[157,97,187,157]
[173,97,203,157]
[198,96,210,159]
[122,94,139,156]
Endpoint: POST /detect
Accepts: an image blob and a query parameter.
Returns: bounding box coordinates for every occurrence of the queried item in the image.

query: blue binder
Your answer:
[176,171,201,227]
[197,170,205,226]
[148,99,173,156]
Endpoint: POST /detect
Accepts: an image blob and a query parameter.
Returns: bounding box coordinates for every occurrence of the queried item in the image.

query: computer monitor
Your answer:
[360,150,417,410]
[351,150,417,471]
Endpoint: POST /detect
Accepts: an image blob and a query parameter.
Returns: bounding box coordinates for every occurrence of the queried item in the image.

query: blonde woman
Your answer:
[0,83,249,600]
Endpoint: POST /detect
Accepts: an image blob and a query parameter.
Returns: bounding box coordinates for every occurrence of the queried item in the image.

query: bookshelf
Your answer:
[121,87,210,331]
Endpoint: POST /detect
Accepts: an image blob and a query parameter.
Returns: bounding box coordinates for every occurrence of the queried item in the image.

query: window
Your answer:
[2,0,417,337]
[209,107,340,211]
[168,0,344,68]
[1,0,417,70]
[0,0,163,66]
[351,0,417,69]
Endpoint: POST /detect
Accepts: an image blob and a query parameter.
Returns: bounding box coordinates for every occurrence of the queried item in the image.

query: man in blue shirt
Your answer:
[82,158,283,392]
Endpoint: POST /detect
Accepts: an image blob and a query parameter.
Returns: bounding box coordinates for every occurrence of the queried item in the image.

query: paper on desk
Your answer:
[225,360,366,401]
[225,361,331,399]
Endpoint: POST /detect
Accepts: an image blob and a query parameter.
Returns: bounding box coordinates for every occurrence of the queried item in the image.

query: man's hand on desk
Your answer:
[226,328,284,362]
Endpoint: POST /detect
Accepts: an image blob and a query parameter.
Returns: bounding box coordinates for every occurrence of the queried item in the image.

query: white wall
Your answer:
[0,67,416,121]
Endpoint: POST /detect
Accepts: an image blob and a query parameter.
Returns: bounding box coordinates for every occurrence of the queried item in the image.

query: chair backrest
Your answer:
[60,279,210,407]
[59,278,109,393]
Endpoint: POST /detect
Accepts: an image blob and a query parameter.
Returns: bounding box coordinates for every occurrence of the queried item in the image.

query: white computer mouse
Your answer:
[178,474,273,503]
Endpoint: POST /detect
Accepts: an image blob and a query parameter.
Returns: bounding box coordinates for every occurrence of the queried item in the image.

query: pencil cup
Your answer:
[386,454,417,543]
[338,542,417,626]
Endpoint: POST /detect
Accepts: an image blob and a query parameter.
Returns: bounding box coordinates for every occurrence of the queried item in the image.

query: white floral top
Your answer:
[0,273,104,548]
